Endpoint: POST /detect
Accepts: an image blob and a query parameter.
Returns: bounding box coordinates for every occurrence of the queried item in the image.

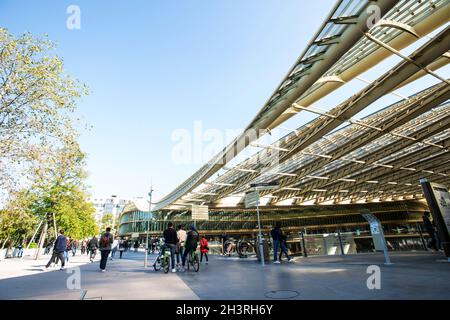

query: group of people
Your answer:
[44,228,130,272]
[42,211,444,273]
[43,214,442,272]
[161,223,209,273]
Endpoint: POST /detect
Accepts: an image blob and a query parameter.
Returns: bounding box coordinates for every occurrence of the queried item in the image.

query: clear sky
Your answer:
[1,1,448,202]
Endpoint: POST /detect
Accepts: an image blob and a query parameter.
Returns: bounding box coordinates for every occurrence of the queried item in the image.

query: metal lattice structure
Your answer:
[154,0,450,211]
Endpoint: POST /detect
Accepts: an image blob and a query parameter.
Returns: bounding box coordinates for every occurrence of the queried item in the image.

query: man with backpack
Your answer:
[181,225,199,272]
[99,227,114,272]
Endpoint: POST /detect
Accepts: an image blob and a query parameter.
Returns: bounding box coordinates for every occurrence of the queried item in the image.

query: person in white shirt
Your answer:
[176,225,187,269]
[110,237,120,260]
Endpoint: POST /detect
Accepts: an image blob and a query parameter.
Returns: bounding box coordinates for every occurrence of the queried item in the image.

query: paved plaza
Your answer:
[0,251,449,300]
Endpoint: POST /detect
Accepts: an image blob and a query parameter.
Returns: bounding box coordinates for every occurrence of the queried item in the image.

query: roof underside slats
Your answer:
[155,0,450,210]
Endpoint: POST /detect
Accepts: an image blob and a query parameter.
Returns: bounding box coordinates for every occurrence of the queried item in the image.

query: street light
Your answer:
[247,181,280,267]
[144,185,154,268]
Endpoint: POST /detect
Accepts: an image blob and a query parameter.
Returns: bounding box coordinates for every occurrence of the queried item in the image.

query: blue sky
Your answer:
[1,1,448,202]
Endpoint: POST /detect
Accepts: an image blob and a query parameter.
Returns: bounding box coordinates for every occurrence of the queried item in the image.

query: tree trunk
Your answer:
[27,219,43,249]
[1,235,10,249]
[52,211,58,239]
[34,222,48,260]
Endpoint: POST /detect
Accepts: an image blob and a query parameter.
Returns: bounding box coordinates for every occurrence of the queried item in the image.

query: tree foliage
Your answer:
[100,213,114,231]
[0,27,88,197]
[0,29,96,246]
[0,190,37,246]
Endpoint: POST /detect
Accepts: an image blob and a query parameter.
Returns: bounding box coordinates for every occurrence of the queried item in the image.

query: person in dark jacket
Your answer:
[99,227,114,272]
[163,222,178,273]
[45,230,67,270]
[44,241,53,255]
[88,236,99,263]
[133,240,140,252]
[119,237,126,259]
[423,212,438,251]
[271,222,293,263]
[181,225,200,272]
[279,234,288,261]
[17,240,25,258]
[80,240,87,255]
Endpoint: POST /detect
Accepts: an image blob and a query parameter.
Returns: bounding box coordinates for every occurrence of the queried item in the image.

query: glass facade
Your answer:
[118,200,430,254]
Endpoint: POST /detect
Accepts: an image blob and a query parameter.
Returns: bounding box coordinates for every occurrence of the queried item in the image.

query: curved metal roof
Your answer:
[154,0,450,210]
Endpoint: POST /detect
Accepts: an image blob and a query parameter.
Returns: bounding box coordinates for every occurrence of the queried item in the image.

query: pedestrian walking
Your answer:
[71,239,78,256]
[119,237,126,259]
[88,236,99,262]
[111,237,119,260]
[81,240,86,255]
[200,235,209,264]
[133,240,140,252]
[64,237,70,262]
[271,222,294,264]
[99,227,114,272]
[44,230,67,271]
[278,234,289,261]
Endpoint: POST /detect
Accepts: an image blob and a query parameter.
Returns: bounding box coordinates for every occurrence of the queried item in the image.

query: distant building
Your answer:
[87,196,130,223]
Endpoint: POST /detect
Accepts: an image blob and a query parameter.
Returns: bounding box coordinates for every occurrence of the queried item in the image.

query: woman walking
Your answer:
[80,240,86,255]
[119,238,126,259]
[200,236,209,264]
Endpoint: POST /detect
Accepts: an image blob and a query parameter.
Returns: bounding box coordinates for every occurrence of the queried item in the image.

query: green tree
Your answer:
[0,27,88,198]
[100,213,114,232]
[0,28,96,248]
[53,186,98,239]
[0,190,37,248]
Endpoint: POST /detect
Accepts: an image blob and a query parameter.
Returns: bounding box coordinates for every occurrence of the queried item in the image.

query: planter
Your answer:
[0,249,7,261]
[23,248,37,257]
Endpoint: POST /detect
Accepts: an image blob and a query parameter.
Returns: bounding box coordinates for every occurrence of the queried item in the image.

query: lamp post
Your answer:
[255,195,264,267]
[247,181,279,266]
[144,186,154,268]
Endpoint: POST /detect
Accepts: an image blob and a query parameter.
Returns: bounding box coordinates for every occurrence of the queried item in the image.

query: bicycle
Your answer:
[186,248,200,272]
[153,244,171,273]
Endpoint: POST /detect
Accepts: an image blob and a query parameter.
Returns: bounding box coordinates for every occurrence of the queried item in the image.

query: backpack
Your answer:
[100,234,110,248]
[188,230,199,247]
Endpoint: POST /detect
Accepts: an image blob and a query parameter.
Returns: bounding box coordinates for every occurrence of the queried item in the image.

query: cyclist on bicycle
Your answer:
[163,222,178,273]
[181,224,199,272]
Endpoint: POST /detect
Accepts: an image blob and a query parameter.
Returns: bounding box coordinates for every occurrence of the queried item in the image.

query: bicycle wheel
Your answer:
[163,256,170,273]
[192,253,200,272]
[153,256,162,271]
